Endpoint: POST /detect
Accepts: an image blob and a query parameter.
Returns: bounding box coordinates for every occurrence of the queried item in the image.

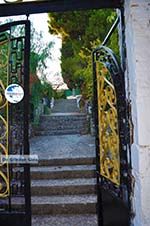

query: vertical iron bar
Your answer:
[8,27,12,212]
[92,51,103,226]
[23,20,31,226]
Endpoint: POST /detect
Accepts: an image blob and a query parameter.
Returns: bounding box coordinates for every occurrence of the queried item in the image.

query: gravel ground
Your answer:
[32,214,98,226]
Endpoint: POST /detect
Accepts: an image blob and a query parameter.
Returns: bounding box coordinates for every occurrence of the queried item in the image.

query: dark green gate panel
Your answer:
[0,20,31,226]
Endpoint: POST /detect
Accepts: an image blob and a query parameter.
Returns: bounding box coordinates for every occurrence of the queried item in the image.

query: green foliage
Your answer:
[31,81,53,108]
[53,90,66,99]
[30,24,53,77]
[48,9,119,100]
[30,80,53,124]
[0,39,9,86]
[31,81,43,110]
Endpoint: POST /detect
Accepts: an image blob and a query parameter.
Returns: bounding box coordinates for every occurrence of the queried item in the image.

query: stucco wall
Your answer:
[124,0,150,225]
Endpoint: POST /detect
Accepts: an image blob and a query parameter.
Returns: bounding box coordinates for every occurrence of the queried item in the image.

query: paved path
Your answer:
[30,134,95,160]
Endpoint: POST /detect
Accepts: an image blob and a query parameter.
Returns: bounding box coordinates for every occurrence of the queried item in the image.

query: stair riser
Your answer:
[37,158,96,166]
[40,116,87,120]
[32,203,96,215]
[40,115,87,120]
[38,127,89,133]
[35,130,89,136]
[39,122,88,130]
[39,122,88,129]
[31,185,96,196]
[31,170,96,180]
[40,121,88,126]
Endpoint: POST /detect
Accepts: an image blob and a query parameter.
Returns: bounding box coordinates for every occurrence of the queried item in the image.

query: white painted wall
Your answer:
[124,0,150,225]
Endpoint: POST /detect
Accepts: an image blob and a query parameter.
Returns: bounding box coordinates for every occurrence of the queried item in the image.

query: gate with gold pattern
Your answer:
[0,20,31,226]
[93,45,131,226]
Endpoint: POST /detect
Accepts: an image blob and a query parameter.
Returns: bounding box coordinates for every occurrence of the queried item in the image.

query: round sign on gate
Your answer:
[5,84,24,104]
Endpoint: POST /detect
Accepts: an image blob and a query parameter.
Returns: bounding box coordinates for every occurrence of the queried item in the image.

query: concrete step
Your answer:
[31,178,96,196]
[31,165,96,180]
[37,157,96,167]
[40,113,87,121]
[11,195,97,215]
[32,214,98,226]
[35,128,89,136]
[39,121,88,129]
[38,113,89,136]
[39,118,87,125]
[52,99,79,113]
[38,113,89,135]
[31,195,97,215]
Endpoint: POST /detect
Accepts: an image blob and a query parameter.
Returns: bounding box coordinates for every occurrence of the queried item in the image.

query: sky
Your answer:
[0,12,68,89]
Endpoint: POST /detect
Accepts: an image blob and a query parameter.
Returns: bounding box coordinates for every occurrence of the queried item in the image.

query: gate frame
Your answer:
[0,1,131,226]
[0,0,123,17]
[0,20,31,226]
[92,10,132,226]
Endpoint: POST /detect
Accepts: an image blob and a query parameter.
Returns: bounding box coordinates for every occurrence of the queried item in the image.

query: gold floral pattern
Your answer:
[97,63,120,185]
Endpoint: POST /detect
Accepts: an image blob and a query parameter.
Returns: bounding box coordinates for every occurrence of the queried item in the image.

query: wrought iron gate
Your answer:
[93,45,131,226]
[0,20,31,226]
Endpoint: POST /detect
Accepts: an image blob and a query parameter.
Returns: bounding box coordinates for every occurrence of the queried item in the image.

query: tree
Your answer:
[30,24,53,78]
[48,9,119,99]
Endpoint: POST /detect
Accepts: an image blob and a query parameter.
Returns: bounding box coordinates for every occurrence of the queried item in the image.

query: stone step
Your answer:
[52,99,79,113]
[35,128,89,136]
[31,165,96,180]
[40,113,87,119]
[32,214,98,226]
[40,119,88,126]
[11,195,97,215]
[38,113,89,136]
[39,121,88,129]
[31,195,97,215]
[39,118,87,125]
[37,157,96,167]
[31,178,96,196]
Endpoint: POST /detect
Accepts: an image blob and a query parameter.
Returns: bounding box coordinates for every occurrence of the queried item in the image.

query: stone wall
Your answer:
[124,0,150,225]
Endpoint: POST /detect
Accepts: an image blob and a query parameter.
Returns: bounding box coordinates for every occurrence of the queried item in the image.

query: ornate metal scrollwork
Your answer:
[0,23,27,200]
[94,46,127,188]
[96,64,120,185]
[0,21,31,225]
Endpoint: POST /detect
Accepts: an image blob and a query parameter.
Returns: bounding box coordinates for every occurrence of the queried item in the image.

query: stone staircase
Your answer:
[36,113,89,136]
[31,156,98,225]
[30,99,97,225]
[36,99,89,136]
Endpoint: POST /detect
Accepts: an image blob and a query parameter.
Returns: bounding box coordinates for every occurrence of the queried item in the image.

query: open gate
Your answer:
[93,21,132,226]
[0,20,31,226]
